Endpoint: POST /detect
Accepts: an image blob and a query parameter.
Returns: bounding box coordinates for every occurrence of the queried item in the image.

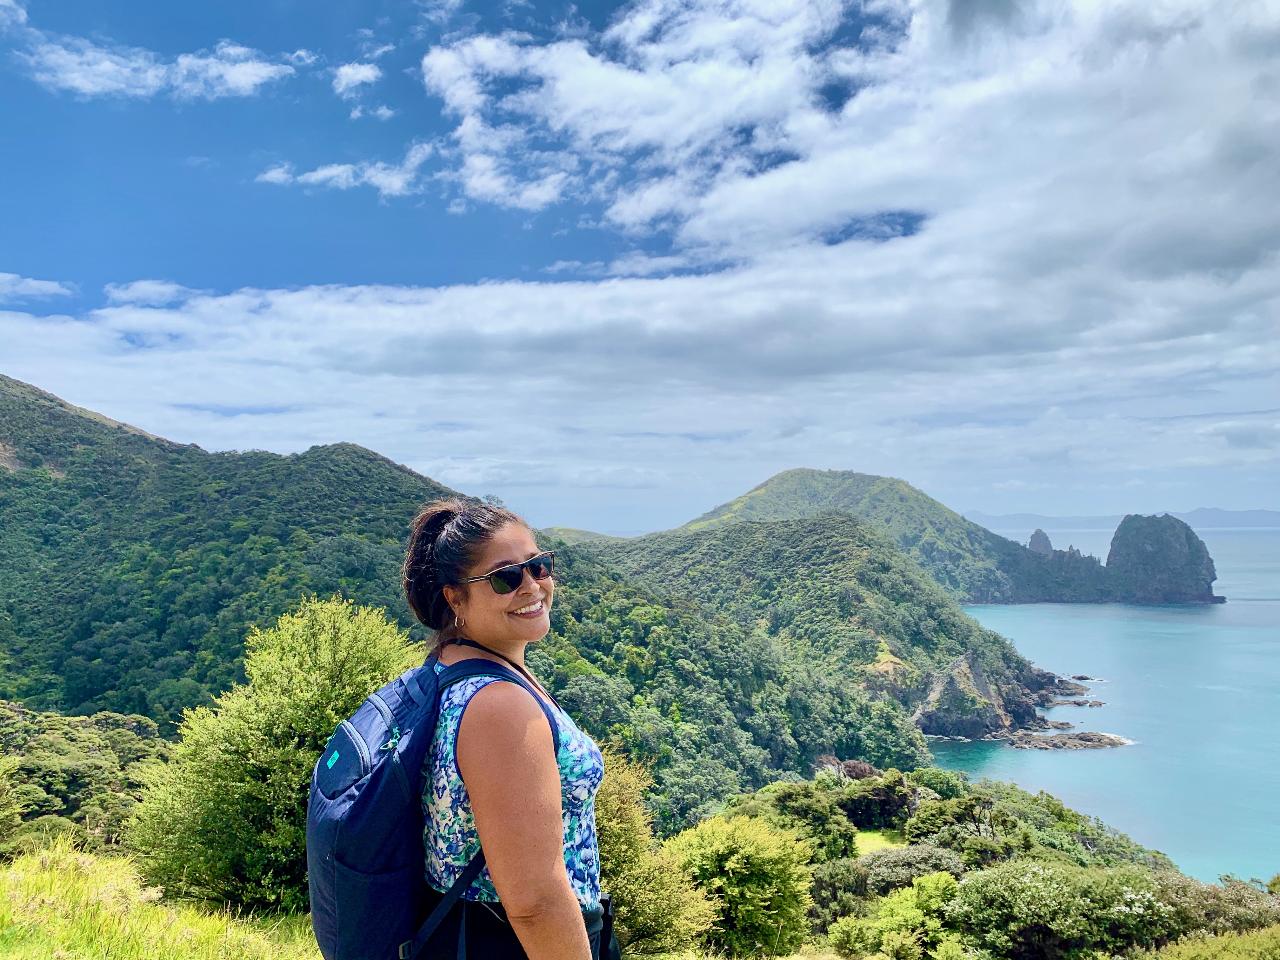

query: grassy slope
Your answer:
[5,840,1273,960]
[0,838,319,960]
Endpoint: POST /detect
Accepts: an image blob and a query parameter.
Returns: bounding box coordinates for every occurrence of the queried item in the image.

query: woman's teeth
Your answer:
[512,600,544,615]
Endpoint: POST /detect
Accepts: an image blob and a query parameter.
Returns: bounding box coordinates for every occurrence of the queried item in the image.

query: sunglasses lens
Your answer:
[529,553,554,580]
[489,565,523,594]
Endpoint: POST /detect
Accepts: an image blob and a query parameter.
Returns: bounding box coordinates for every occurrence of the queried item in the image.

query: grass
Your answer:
[0,838,319,960]
[855,828,907,854]
[1133,925,1280,959]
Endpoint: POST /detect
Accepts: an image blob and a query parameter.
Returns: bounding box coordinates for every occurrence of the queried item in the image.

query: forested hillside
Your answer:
[676,467,1217,603]
[587,514,1080,739]
[0,374,456,720]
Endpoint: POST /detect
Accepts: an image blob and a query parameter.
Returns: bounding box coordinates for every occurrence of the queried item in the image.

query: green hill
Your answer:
[677,467,1217,603]
[587,513,1081,740]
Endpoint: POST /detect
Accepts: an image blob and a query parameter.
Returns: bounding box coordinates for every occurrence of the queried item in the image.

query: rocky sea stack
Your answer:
[1105,514,1224,603]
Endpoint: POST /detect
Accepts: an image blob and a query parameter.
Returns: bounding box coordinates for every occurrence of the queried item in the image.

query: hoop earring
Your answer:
[454,614,465,629]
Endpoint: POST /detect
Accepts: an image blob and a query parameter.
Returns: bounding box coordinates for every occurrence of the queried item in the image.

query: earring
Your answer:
[454,613,465,629]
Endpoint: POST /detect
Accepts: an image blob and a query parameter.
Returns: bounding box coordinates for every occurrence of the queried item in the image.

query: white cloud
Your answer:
[286,48,318,66]
[256,142,434,198]
[0,272,72,300]
[22,36,295,99]
[332,61,381,97]
[0,0,27,28]
[103,280,198,305]
[350,104,396,121]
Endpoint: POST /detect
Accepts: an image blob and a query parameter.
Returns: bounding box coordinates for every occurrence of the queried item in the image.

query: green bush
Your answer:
[725,777,861,863]
[128,596,420,910]
[906,767,968,801]
[861,844,966,895]
[1269,875,1280,897]
[1134,924,1280,959]
[811,857,871,933]
[1146,871,1280,938]
[828,871,960,959]
[945,861,1182,959]
[663,814,814,957]
[594,746,716,953]
[0,755,28,850]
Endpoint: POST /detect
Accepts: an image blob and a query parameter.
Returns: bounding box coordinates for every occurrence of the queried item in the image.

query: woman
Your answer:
[402,497,616,960]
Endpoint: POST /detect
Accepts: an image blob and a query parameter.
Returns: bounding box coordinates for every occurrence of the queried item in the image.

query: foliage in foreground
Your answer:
[594,746,717,953]
[128,596,419,911]
[1135,923,1280,959]
[945,860,1280,960]
[664,815,815,958]
[0,836,319,960]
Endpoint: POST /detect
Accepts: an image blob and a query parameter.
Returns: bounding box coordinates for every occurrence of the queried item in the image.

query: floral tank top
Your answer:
[422,658,606,909]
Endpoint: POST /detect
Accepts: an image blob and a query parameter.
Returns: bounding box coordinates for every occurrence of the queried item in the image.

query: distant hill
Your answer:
[966,508,1280,530]
[673,468,1219,603]
[541,526,631,545]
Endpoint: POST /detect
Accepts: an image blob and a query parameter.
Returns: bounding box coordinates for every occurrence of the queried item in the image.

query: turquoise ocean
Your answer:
[930,528,1280,884]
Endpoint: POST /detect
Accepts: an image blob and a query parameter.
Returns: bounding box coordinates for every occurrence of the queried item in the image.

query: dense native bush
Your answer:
[723,777,861,863]
[828,871,962,960]
[128,596,419,910]
[905,767,968,800]
[860,845,967,896]
[663,815,814,957]
[1134,924,1280,959]
[1144,871,1280,938]
[810,857,872,934]
[945,861,1191,959]
[593,746,716,953]
[0,699,169,854]
[0,755,25,850]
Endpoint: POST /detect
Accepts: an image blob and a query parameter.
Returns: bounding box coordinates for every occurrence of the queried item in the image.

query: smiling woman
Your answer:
[401,497,619,960]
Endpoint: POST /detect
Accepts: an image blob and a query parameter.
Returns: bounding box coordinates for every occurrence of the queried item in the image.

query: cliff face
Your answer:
[1028,529,1053,555]
[1105,514,1223,603]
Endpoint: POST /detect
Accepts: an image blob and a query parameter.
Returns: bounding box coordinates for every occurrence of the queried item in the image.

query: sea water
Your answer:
[929,529,1280,884]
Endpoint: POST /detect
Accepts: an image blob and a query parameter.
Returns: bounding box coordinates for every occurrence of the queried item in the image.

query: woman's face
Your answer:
[444,522,554,647]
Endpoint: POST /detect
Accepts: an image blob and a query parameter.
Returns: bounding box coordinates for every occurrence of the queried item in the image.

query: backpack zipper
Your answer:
[368,694,401,751]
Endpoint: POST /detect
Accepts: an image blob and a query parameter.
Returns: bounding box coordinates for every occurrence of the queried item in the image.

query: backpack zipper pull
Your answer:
[380,724,401,751]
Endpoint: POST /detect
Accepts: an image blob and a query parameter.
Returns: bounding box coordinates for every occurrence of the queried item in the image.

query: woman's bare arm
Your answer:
[456,682,591,960]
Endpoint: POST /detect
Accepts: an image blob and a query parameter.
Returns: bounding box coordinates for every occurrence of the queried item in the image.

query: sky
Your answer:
[1,0,1277,535]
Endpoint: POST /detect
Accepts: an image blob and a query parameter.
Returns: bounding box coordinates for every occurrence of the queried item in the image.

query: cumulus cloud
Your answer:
[256,142,434,198]
[22,35,295,99]
[0,272,72,300]
[332,61,381,97]
[103,280,198,305]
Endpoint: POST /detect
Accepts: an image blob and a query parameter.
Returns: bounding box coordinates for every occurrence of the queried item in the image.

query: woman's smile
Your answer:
[510,597,546,617]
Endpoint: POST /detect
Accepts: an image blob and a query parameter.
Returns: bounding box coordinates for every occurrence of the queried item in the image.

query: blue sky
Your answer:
[2,0,1277,535]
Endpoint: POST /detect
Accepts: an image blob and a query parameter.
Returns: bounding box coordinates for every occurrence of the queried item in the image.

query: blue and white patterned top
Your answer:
[422,658,606,909]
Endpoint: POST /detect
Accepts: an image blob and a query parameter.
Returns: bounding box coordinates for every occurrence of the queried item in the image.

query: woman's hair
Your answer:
[402,496,530,654]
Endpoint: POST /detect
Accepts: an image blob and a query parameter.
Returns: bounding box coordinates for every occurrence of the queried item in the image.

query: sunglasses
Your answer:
[459,550,555,595]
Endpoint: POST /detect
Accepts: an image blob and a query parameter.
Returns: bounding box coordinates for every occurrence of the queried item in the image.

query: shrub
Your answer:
[811,857,871,933]
[128,596,420,911]
[1146,871,1280,938]
[663,814,814,957]
[725,777,861,863]
[945,861,1181,959]
[0,755,25,849]
[1133,924,1280,959]
[828,872,959,959]
[906,767,968,801]
[861,844,966,895]
[595,746,716,953]
[1269,875,1280,897]
[836,769,915,830]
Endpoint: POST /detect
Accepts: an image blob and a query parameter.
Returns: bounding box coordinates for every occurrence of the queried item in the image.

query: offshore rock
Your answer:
[1105,514,1225,603]
[1007,731,1129,750]
[1028,528,1054,555]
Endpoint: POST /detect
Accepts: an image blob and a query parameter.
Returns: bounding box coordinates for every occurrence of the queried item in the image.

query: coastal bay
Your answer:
[932,528,1280,883]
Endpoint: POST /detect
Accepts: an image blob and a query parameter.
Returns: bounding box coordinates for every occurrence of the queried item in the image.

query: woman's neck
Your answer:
[442,635,527,669]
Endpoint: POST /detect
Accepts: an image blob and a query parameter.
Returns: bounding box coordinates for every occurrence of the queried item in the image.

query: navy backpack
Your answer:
[307,650,561,960]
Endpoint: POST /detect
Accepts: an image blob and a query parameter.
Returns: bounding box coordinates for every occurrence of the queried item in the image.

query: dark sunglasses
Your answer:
[459,550,555,595]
